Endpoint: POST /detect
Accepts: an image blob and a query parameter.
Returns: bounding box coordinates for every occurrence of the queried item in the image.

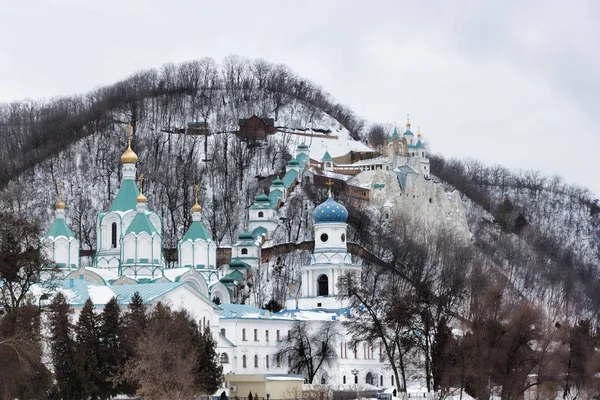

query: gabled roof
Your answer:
[126,212,158,235]
[45,218,76,240]
[229,257,252,270]
[322,151,334,162]
[268,189,283,206]
[181,220,213,242]
[282,169,298,188]
[220,303,271,319]
[295,152,309,166]
[110,179,140,212]
[416,140,425,149]
[220,270,245,285]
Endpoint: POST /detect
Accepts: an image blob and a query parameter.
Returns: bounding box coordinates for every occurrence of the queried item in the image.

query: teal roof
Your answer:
[125,212,158,235]
[296,153,309,166]
[282,169,298,188]
[297,142,309,149]
[110,179,140,212]
[416,140,425,149]
[220,270,244,285]
[181,220,213,242]
[322,151,334,162]
[45,217,76,240]
[238,229,254,241]
[255,191,271,203]
[287,158,299,167]
[407,144,417,149]
[252,226,268,239]
[268,189,283,206]
[271,177,285,187]
[389,127,401,142]
[373,183,385,189]
[404,128,414,136]
[220,303,270,319]
[229,257,251,270]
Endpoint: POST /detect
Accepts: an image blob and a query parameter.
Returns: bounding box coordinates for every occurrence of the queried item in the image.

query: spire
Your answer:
[55,180,65,210]
[418,126,422,138]
[192,184,202,212]
[327,179,333,197]
[121,124,138,164]
[406,113,411,129]
[136,174,147,204]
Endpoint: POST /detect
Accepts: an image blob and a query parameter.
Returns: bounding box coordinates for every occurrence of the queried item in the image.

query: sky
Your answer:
[1,0,598,196]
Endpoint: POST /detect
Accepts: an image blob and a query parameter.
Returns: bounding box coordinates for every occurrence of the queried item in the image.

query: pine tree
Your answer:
[48,293,82,400]
[98,297,125,398]
[194,325,223,394]
[121,292,147,395]
[75,298,101,399]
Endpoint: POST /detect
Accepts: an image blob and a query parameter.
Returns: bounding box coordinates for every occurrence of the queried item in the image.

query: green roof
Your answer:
[296,153,309,166]
[182,220,213,242]
[373,183,385,189]
[110,179,140,212]
[271,177,284,187]
[255,191,271,203]
[287,158,299,167]
[404,129,414,136]
[322,151,333,162]
[297,142,309,149]
[282,169,298,188]
[229,257,252,270]
[125,212,158,235]
[238,229,254,241]
[45,217,76,240]
[269,189,283,206]
[389,127,401,142]
[252,226,268,239]
[220,270,244,285]
[416,140,425,149]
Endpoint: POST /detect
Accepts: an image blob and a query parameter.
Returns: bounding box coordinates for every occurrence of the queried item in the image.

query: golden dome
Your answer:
[55,200,66,209]
[192,202,202,212]
[418,127,422,137]
[121,143,138,164]
[136,193,147,203]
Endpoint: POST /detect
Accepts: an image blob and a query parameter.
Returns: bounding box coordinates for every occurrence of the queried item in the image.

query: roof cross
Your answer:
[127,124,133,147]
[57,180,63,202]
[194,184,199,203]
[327,179,333,197]
[138,174,144,194]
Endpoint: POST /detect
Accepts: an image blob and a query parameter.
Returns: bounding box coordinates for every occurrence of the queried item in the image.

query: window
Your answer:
[341,233,345,242]
[254,329,258,341]
[354,343,357,359]
[343,376,346,384]
[266,330,269,342]
[266,355,270,368]
[242,329,246,341]
[380,375,383,386]
[220,353,229,363]
[254,354,259,368]
[241,248,248,255]
[321,376,326,384]
[429,198,432,204]
[317,275,329,296]
[355,375,358,384]
[242,355,247,368]
[391,376,394,386]
[320,233,328,243]
[276,354,281,367]
[287,330,291,340]
[366,372,373,385]
[276,330,280,341]
[258,211,264,218]
[111,222,117,248]
[221,328,226,337]
[203,317,206,327]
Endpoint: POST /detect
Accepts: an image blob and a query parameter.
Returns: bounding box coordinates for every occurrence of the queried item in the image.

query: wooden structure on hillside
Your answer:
[237,115,276,142]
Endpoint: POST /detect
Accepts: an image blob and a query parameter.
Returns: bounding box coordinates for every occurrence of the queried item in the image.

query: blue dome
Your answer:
[313,197,348,223]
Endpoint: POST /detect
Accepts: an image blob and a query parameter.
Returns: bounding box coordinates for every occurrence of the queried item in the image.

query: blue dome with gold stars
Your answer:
[313,196,348,223]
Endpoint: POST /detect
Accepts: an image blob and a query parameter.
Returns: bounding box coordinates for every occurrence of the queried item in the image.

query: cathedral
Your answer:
[40,127,391,394]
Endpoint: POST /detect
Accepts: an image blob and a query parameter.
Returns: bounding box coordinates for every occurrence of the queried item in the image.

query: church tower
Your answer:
[178,185,217,270]
[43,180,79,272]
[296,181,361,310]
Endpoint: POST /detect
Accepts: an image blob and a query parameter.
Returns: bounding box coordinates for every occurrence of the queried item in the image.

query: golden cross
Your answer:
[194,184,199,203]
[138,174,144,193]
[327,179,333,197]
[57,180,63,202]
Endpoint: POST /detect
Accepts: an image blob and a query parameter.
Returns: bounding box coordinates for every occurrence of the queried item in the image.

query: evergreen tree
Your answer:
[98,297,125,398]
[121,292,147,395]
[48,293,82,400]
[75,298,101,399]
[194,325,223,394]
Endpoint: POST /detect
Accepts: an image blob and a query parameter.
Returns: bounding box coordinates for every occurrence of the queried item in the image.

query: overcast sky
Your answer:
[1,0,598,196]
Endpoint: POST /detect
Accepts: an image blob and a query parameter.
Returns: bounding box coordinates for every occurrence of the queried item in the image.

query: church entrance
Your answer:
[317,274,329,296]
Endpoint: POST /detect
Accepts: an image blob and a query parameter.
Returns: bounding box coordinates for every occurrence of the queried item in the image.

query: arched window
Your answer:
[242,329,246,341]
[242,355,247,368]
[220,353,229,363]
[254,354,259,368]
[380,375,383,386]
[241,248,248,255]
[354,375,358,384]
[258,211,264,218]
[343,376,346,384]
[111,222,117,248]
[321,376,326,384]
[317,275,329,296]
[266,355,270,368]
[366,372,373,385]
